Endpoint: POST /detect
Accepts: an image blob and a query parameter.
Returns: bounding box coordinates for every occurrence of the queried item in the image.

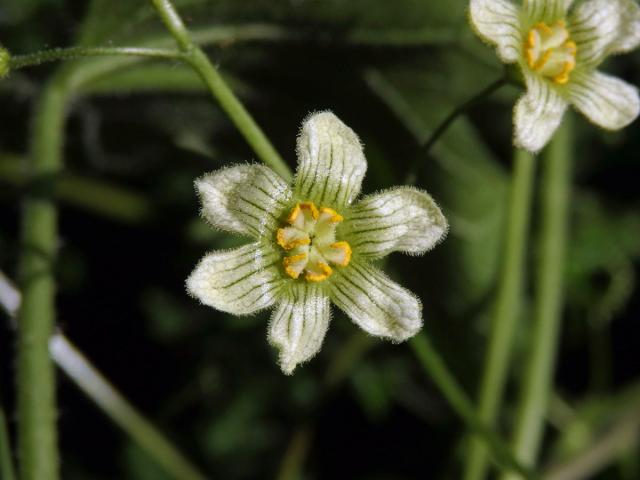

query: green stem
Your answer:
[464,149,536,480]
[49,334,207,480]
[410,334,536,479]
[501,118,573,480]
[0,392,16,480]
[149,0,292,180]
[16,68,71,480]
[9,46,183,70]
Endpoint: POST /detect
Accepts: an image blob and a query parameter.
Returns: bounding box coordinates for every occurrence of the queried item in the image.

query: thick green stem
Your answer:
[501,119,573,480]
[464,149,536,480]
[49,334,207,480]
[9,46,183,70]
[16,68,71,480]
[149,0,291,180]
[410,334,536,479]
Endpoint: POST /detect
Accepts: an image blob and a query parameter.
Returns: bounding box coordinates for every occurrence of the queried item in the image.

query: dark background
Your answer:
[1,1,639,478]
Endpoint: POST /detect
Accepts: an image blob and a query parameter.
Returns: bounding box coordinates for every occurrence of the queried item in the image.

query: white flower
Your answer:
[187,112,448,374]
[470,0,640,152]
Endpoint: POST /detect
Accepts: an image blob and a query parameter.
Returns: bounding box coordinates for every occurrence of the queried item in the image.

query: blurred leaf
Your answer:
[123,441,172,480]
[567,194,640,328]
[366,53,509,312]
[350,362,392,420]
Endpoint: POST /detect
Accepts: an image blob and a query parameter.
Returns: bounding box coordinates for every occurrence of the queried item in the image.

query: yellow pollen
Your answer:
[329,241,352,267]
[283,253,308,279]
[525,20,577,85]
[276,228,311,250]
[286,204,301,224]
[305,262,333,282]
[319,207,344,223]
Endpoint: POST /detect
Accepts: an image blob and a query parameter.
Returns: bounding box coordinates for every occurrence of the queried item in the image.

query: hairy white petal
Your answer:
[514,72,568,153]
[570,0,640,66]
[610,0,640,53]
[196,164,292,238]
[186,243,284,315]
[469,0,523,63]
[294,111,367,209]
[330,261,422,342]
[347,187,448,260]
[567,70,640,130]
[524,0,574,21]
[268,284,330,375]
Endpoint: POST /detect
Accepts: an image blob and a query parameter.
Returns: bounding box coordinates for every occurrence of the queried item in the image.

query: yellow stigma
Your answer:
[525,20,577,85]
[277,202,352,282]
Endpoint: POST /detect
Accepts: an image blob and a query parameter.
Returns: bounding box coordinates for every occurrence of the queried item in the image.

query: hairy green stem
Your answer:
[9,46,183,70]
[464,149,536,480]
[410,334,536,479]
[149,0,292,180]
[15,67,73,480]
[49,334,207,480]
[502,118,573,480]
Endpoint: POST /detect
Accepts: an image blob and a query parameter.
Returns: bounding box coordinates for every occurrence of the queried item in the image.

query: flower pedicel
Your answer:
[470,0,640,152]
[187,112,448,374]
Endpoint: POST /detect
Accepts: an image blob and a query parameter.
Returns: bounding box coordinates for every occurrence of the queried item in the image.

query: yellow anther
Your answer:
[286,204,301,224]
[534,22,553,35]
[277,227,311,250]
[564,40,577,55]
[305,262,333,282]
[327,242,352,267]
[553,62,573,85]
[299,202,319,220]
[319,207,344,224]
[283,253,309,279]
[536,50,553,70]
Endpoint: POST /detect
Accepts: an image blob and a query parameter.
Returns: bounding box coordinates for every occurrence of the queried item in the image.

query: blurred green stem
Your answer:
[0,154,153,223]
[49,334,207,480]
[544,388,640,480]
[0,391,16,480]
[149,0,292,180]
[501,118,573,480]
[464,149,536,480]
[421,77,506,155]
[9,46,183,70]
[16,67,72,480]
[410,334,535,479]
[275,425,313,480]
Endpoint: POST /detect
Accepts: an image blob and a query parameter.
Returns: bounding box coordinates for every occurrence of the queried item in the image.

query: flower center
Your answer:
[276,202,352,282]
[525,20,577,85]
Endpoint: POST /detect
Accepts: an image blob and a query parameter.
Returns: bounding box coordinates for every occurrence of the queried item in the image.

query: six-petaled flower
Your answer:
[470,0,640,152]
[187,112,448,374]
